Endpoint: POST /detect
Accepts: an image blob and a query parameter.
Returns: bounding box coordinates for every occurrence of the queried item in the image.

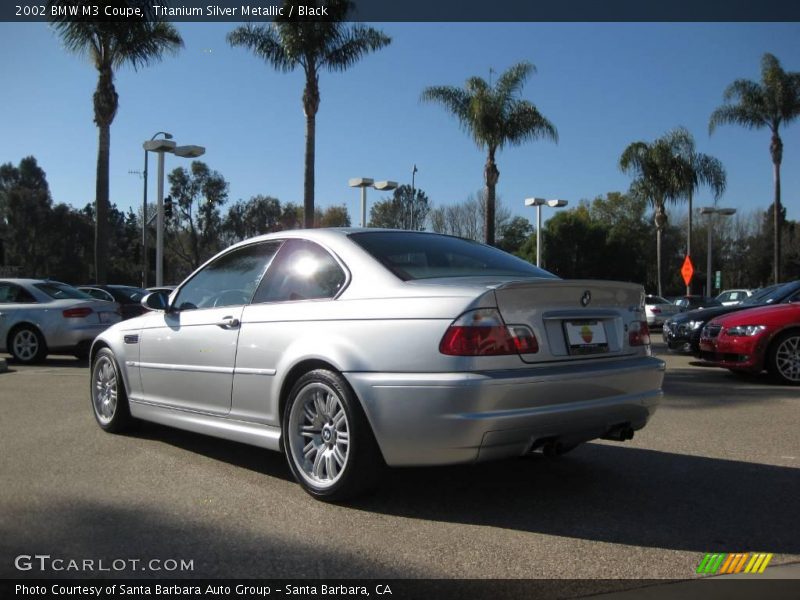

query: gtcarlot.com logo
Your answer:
[14,554,194,573]
[697,552,773,575]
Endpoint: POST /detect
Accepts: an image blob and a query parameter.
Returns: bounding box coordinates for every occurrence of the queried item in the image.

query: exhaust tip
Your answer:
[601,424,635,442]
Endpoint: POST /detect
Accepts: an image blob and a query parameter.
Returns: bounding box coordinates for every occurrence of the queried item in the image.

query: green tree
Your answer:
[368,185,430,230]
[227,1,390,229]
[0,157,54,277]
[317,205,351,227]
[167,161,229,278]
[496,216,533,255]
[223,195,283,244]
[620,129,690,296]
[709,53,800,284]
[422,62,557,245]
[49,2,182,283]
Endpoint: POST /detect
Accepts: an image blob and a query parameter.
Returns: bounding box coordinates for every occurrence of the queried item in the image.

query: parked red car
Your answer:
[698,303,800,384]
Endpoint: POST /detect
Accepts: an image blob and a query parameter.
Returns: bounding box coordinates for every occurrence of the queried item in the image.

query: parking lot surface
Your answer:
[1,343,798,592]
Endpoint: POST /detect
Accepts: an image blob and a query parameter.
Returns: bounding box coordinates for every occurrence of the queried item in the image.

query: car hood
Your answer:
[708,303,800,328]
[669,303,758,324]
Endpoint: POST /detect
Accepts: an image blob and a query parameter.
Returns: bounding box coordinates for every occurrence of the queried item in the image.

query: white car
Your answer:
[645,294,680,328]
[0,279,121,363]
[715,289,753,306]
[90,229,664,501]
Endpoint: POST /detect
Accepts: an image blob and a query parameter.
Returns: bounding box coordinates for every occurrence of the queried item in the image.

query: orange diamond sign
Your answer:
[681,255,694,286]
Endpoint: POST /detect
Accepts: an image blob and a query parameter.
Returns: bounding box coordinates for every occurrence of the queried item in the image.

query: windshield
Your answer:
[349,231,557,281]
[742,283,791,305]
[111,286,149,303]
[35,282,94,300]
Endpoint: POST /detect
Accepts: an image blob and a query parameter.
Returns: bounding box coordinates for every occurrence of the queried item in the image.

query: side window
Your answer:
[0,283,35,303]
[173,242,282,311]
[85,289,113,302]
[253,239,347,303]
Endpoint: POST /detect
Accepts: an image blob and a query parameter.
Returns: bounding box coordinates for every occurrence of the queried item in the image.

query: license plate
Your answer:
[563,320,609,355]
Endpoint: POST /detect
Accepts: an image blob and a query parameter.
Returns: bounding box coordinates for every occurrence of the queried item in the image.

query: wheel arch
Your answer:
[6,321,45,348]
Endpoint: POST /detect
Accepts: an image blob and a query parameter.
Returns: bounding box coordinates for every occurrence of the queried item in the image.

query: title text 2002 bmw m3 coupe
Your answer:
[90,229,665,501]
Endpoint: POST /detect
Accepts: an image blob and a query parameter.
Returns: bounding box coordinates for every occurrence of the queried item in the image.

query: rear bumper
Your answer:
[345,356,665,467]
[47,323,112,353]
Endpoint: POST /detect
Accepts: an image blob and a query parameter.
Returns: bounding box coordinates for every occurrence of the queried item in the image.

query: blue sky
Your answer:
[1,21,799,228]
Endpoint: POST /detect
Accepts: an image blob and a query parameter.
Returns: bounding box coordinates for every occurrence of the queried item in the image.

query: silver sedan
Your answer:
[1,279,121,363]
[90,230,665,501]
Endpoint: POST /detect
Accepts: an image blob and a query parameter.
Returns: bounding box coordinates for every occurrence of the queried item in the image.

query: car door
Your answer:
[230,239,349,424]
[137,241,282,415]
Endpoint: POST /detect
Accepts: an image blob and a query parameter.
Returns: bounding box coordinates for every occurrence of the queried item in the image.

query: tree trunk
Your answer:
[654,201,667,298]
[94,123,110,284]
[92,61,118,285]
[484,148,499,246]
[303,69,320,230]
[771,132,783,284]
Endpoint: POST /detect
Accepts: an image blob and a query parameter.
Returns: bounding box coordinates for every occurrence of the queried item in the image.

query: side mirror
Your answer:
[142,291,170,312]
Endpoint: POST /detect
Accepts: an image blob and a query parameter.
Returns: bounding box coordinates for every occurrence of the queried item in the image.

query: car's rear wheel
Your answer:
[90,348,132,432]
[283,369,384,501]
[767,331,800,385]
[9,325,47,364]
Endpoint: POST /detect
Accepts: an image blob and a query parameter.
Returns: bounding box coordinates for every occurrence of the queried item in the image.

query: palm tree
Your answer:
[709,53,800,284]
[421,62,558,246]
[671,127,727,293]
[227,0,390,229]
[50,4,182,283]
[620,130,689,297]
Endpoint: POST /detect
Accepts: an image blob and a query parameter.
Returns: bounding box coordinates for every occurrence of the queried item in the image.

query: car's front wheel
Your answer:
[90,348,132,432]
[767,330,800,385]
[283,369,384,501]
[9,325,47,364]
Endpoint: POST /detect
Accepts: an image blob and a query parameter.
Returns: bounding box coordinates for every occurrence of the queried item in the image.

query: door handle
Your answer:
[217,316,240,329]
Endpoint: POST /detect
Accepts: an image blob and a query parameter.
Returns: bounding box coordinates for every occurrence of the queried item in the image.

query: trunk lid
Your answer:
[493,279,646,363]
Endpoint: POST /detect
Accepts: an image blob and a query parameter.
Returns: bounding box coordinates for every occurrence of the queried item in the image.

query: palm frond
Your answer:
[323,25,391,72]
[501,101,558,148]
[227,24,295,72]
[495,61,535,100]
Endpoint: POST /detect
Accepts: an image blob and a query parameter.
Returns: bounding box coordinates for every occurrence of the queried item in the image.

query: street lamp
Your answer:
[348,178,398,227]
[700,206,736,295]
[524,197,568,268]
[141,132,172,287]
[143,137,205,286]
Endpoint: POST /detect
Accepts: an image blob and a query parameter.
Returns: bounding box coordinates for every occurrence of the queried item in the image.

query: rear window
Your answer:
[35,282,93,300]
[349,231,556,281]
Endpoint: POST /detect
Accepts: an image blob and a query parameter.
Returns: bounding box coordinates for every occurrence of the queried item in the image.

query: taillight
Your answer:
[651,307,661,314]
[63,307,93,319]
[439,308,538,356]
[629,321,651,347]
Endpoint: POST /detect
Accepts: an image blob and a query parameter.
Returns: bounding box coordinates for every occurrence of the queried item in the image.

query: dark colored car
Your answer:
[78,285,150,320]
[662,281,800,354]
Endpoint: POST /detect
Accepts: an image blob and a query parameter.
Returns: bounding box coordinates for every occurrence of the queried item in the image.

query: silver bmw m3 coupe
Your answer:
[90,229,664,501]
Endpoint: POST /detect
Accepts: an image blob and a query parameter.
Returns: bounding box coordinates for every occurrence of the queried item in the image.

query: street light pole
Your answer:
[349,178,398,227]
[700,206,736,295]
[141,132,172,288]
[143,138,205,287]
[524,198,568,268]
[410,164,418,230]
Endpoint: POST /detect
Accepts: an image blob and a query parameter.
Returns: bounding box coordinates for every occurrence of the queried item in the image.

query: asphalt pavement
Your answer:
[0,342,798,597]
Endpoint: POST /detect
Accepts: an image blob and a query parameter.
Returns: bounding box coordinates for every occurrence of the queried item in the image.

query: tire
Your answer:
[282,369,384,502]
[767,331,800,385]
[9,325,47,364]
[90,348,132,432]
